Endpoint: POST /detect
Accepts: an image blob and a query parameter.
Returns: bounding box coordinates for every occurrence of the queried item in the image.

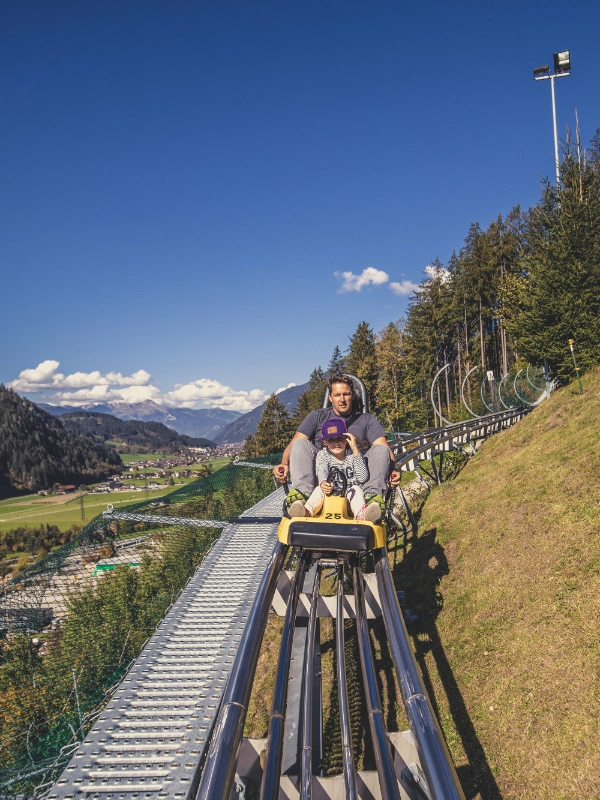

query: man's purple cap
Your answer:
[321,418,348,440]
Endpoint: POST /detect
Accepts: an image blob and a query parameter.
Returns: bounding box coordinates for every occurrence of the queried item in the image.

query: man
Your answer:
[273,374,401,521]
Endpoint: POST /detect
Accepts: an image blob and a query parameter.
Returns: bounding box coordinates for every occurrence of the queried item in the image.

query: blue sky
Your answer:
[2,1,599,411]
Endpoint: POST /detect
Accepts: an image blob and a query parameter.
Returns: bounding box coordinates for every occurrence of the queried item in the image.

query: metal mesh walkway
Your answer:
[47,489,284,800]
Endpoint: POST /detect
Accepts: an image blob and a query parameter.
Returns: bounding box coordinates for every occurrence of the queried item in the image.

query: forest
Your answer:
[59,410,215,452]
[244,130,600,456]
[0,388,123,498]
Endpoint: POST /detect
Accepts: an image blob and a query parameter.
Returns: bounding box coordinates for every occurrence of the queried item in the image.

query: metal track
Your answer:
[47,490,284,800]
[47,409,531,800]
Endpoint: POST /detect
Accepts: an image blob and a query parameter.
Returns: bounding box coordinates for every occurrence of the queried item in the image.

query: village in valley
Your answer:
[37,442,244,496]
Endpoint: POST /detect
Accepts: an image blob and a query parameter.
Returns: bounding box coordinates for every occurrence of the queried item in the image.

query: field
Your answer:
[0,457,231,533]
[0,488,173,533]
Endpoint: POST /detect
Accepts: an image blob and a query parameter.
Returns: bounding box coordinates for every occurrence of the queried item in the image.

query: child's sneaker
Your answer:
[363,502,382,523]
[355,504,368,521]
[364,493,384,522]
[288,500,307,517]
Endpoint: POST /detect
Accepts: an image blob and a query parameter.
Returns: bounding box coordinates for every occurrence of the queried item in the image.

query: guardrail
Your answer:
[390,408,530,482]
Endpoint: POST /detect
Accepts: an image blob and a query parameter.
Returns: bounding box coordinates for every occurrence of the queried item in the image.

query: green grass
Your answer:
[0,457,231,532]
[0,494,39,508]
[402,367,600,798]
[0,487,175,532]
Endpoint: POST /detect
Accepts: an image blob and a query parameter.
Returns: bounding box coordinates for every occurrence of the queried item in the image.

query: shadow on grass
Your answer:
[389,526,502,800]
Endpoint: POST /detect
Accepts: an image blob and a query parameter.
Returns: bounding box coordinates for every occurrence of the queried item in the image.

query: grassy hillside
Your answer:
[409,368,600,798]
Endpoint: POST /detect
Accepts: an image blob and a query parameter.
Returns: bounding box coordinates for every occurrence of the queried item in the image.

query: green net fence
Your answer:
[0,456,281,800]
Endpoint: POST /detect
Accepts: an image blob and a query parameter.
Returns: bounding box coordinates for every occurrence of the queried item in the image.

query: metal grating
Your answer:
[46,489,285,800]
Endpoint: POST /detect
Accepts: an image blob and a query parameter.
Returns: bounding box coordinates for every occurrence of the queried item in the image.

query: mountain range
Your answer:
[37,382,310,445]
[38,401,241,439]
[213,382,308,443]
[59,411,215,451]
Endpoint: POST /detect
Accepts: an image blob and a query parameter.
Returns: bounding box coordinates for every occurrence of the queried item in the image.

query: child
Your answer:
[288,418,382,522]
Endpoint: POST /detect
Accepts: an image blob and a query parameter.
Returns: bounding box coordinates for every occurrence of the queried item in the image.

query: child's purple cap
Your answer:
[321,418,348,439]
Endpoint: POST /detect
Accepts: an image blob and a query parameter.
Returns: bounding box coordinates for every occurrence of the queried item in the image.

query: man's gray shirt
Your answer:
[296,409,386,453]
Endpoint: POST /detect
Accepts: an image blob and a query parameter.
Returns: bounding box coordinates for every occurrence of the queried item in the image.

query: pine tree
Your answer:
[294,367,327,423]
[327,346,347,377]
[502,140,600,381]
[240,433,257,459]
[346,322,379,411]
[253,394,295,456]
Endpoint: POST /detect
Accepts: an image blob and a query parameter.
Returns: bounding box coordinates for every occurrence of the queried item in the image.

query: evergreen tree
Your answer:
[502,140,600,381]
[252,394,295,456]
[0,386,122,498]
[346,322,379,411]
[375,321,407,431]
[404,261,454,427]
[240,433,257,459]
[327,346,347,377]
[589,127,600,176]
[294,367,327,422]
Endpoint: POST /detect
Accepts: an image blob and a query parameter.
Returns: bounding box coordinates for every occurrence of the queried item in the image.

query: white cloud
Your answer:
[389,280,420,296]
[9,360,152,392]
[163,379,269,412]
[334,267,389,293]
[49,385,163,405]
[9,360,273,412]
[275,383,296,394]
[424,264,451,284]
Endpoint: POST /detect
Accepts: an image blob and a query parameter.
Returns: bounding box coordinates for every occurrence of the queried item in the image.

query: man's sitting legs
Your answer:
[287,438,318,510]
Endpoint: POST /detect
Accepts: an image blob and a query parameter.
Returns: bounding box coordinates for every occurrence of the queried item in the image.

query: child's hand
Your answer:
[321,480,333,495]
[344,432,360,455]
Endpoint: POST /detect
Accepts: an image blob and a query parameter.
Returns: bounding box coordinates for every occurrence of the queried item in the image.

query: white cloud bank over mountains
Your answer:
[7,360,287,412]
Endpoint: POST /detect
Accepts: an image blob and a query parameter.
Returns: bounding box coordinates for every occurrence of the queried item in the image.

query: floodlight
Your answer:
[533,64,550,79]
[553,50,571,74]
[533,50,572,185]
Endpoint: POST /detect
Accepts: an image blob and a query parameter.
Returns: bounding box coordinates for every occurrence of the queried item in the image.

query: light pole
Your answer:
[533,51,571,185]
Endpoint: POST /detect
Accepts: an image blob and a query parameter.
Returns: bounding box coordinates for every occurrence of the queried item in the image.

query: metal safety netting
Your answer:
[0,455,280,800]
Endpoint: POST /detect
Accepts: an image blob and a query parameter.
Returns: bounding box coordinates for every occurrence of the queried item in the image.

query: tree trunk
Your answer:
[444,355,451,417]
[479,296,485,369]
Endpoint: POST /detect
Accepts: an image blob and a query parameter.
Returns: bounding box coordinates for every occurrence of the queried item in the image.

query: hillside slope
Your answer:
[59,411,214,451]
[406,370,600,798]
[0,387,122,498]
[214,382,308,443]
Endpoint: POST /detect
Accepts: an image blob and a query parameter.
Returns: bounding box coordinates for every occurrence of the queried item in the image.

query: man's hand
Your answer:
[320,480,333,495]
[388,470,401,487]
[273,464,289,483]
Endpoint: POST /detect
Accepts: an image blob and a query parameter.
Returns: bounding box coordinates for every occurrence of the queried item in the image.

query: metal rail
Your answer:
[260,552,310,800]
[48,407,535,800]
[353,559,400,800]
[374,550,465,800]
[337,563,358,800]
[389,408,528,456]
[195,542,288,800]
[300,564,322,800]
[390,409,529,475]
